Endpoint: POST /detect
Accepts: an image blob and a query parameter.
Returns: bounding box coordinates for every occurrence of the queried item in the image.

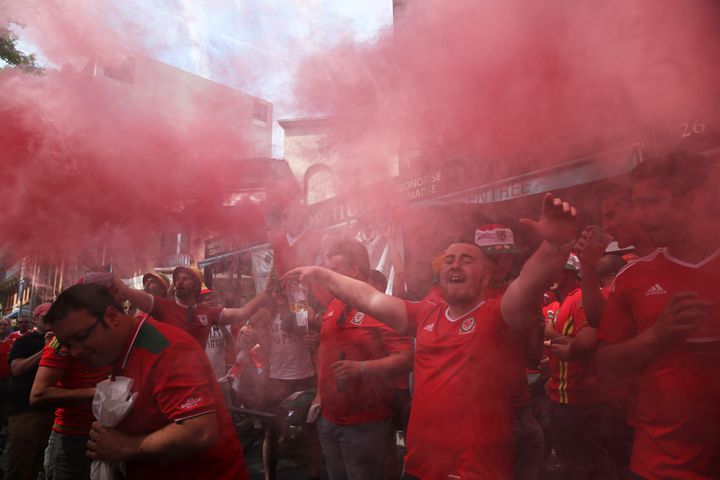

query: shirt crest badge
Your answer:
[460,317,476,334]
[352,312,365,325]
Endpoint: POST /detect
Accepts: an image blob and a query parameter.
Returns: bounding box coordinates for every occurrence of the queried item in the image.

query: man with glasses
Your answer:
[6,303,54,480]
[44,283,248,480]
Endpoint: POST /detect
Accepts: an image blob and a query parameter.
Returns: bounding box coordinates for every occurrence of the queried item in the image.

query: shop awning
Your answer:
[199,243,271,268]
[420,144,642,206]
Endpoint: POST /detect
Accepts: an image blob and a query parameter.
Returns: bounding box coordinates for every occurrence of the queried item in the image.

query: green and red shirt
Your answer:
[114,318,247,480]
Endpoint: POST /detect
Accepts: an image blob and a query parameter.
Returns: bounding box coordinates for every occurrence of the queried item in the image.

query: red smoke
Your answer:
[3,0,720,269]
[294,0,720,181]
[1,1,271,267]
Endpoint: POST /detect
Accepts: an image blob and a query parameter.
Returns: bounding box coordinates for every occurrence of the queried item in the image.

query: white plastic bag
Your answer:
[90,377,137,480]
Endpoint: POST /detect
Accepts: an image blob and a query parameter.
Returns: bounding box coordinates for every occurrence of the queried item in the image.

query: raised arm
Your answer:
[82,273,153,313]
[502,194,579,331]
[575,227,609,328]
[219,290,269,325]
[283,267,409,334]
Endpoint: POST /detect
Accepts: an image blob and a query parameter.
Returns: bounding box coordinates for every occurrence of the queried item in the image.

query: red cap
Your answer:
[33,303,53,318]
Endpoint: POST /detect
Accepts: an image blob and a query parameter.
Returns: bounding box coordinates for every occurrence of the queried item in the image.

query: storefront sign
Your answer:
[398,171,442,201]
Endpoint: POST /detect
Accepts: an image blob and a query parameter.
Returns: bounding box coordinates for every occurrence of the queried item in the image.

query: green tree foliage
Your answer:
[0,26,40,70]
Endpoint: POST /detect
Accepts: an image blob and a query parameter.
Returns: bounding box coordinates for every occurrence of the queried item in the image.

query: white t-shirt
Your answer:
[269,312,315,380]
[205,325,230,380]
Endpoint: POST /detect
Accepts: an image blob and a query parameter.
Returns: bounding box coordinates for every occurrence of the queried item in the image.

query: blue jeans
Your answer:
[318,416,393,480]
[44,431,91,480]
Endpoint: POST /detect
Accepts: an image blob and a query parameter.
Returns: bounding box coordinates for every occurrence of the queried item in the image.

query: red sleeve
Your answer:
[403,300,436,335]
[152,342,218,422]
[597,279,636,344]
[150,295,172,320]
[38,338,69,369]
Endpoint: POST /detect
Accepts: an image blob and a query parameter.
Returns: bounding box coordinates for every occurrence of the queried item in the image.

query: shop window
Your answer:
[253,101,269,124]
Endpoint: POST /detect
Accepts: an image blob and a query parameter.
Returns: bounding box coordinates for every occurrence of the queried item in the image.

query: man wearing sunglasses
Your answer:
[6,303,54,480]
[44,284,248,480]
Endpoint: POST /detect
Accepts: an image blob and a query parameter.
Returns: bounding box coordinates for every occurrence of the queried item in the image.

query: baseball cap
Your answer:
[33,303,53,318]
[564,254,581,273]
[142,272,170,290]
[172,266,205,286]
[172,266,210,293]
[474,224,518,256]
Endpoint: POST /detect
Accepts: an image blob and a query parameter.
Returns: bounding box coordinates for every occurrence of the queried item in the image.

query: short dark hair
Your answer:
[631,151,713,196]
[45,284,124,325]
[327,239,371,281]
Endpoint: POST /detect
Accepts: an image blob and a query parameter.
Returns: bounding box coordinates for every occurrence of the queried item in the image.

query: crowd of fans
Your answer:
[0,151,717,480]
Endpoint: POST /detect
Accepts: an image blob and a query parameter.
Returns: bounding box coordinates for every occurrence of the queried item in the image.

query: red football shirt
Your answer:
[114,318,247,480]
[597,248,720,479]
[0,335,18,379]
[403,298,522,480]
[39,338,111,435]
[483,283,531,409]
[546,288,600,405]
[318,298,412,425]
[149,296,223,348]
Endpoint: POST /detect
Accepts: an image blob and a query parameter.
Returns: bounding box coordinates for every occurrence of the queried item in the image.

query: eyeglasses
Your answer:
[62,319,103,350]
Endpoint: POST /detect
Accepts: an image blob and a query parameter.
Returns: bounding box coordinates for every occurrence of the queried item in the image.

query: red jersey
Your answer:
[318,298,412,425]
[114,318,247,480]
[150,296,223,348]
[547,288,600,405]
[484,283,531,409]
[39,338,111,435]
[597,248,720,479]
[403,298,522,480]
[0,334,18,379]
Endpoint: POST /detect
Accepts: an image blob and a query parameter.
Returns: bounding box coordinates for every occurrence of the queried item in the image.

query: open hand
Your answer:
[575,226,611,267]
[520,193,579,247]
[282,266,326,288]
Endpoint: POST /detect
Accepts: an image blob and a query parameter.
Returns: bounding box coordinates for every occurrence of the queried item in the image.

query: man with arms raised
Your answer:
[44,284,248,480]
[89,266,267,349]
[597,152,720,479]
[286,193,578,479]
